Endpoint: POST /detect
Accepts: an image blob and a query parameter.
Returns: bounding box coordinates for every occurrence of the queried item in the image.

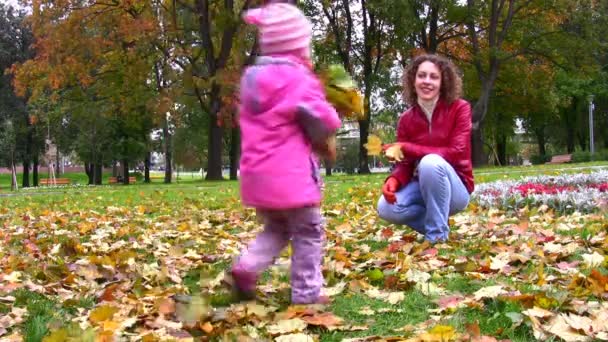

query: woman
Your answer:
[377,54,474,243]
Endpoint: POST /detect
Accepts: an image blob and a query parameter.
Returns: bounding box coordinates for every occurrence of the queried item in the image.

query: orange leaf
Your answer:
[99,283,120,302]
[588,269,608,296]
[158,298,176,315]
[200,321,213,334]
[381,228,394,239]
[301,312,343,328]
[466,321,481,337]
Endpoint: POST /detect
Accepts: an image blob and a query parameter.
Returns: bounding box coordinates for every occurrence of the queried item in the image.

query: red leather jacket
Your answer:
[390,98,474,194]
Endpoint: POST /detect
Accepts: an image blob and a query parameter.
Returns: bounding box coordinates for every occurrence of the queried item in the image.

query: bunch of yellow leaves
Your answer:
[320,65,365,120]
[364,134,404,161]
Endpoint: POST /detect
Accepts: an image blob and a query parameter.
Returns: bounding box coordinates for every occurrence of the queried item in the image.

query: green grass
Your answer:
[448,299,534,341]
[11,289,70,342]
[0,162,606,340]
[440,273,485,295]
[320,290,433,341]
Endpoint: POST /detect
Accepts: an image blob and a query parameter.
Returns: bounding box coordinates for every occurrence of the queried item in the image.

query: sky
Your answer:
[1,0,22,8]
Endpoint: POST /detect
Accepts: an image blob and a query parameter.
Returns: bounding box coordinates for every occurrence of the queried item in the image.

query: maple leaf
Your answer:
[587,269,608,296]
[544,314,591,342]
[364,135,382,156]
[2,272,22,283]
[522,306,554,318]
[157,298,176,315]
[434,295,466,311]
[301,312,344,328]
[582,252,604,268]
[385,145,404,162]
[414,324,457,342]
[89,305,119,325]
[266,319,308,335]
[274,333,316,342]
[244,302,278,318]
[474,285,507,300]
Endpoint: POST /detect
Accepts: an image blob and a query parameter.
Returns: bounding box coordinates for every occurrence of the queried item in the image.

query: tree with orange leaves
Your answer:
[11,0,164,185]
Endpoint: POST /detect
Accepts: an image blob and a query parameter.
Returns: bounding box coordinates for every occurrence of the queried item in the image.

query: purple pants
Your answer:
[233,206,324,304]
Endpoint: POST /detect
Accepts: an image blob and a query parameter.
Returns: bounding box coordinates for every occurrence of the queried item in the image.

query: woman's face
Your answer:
[414,61,441,101]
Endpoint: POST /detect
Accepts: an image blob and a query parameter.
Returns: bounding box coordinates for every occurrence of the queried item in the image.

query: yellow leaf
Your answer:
[102,320,121,332]
[89,305,119,325]
[141,334,159,342]
[42,329,68,342]
[245,302,277,318]
[267,318,307,335]
[385,144,404,161]
[364,135,382,156]
[418,325,456,341]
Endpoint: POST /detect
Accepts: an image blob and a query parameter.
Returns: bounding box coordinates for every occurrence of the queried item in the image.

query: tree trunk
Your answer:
[163,115,173,184]
[427,2,439,52]
[33,156,39,187]
[471,82,494,167]
[22,161,30,188]
[566,126,575,153]
[206,85,224,180]
[496,134,507,166]
[325,160,332,176]
[358,119,370,174]
[95,163,102,185]
[536,129,546,157]
[22,133,33,188]
[11,162,18,191]
[577,132,586,151]
[85,163,94,185]
[144,152,151,183]
[56,151,61,176]
[471,127,486,167]
[122,159,129,185]
[229,126,240,180]
[112,161,118,177]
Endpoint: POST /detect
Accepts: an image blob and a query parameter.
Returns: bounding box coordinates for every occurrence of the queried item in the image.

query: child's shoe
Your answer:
[225,266,257,301]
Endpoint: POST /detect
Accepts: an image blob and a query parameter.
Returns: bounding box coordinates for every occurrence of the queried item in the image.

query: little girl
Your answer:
[229,2,341,304]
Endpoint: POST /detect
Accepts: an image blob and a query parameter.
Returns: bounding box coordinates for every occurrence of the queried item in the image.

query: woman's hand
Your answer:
[382,177,400,204]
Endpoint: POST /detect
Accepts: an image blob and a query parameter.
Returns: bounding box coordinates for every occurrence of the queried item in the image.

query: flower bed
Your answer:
[473,170,608,213]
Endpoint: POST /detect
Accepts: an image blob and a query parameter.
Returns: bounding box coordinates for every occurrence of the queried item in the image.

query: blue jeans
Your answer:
[377,154,470,243]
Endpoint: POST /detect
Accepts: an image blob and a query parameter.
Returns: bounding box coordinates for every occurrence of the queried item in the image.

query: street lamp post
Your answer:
[588,95,595,155]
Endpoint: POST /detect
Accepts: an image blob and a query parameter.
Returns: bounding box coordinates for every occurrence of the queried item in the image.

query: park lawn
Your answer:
[1,160,608,191]
[0,163,607,341]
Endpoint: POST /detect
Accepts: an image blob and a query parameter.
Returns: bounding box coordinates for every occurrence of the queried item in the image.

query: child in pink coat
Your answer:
[229,2,341,304]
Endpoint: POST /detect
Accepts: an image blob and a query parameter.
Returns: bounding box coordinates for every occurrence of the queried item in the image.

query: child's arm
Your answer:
[294,71,342,149]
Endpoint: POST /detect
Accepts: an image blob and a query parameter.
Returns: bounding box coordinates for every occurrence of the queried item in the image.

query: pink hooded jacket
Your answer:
[238,55,341,209]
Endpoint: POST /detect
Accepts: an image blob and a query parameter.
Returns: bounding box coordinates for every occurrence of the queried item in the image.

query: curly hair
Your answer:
[402,54,462,106]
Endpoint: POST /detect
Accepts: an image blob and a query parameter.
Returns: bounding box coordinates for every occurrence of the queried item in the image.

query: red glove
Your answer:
[382,177,400,204]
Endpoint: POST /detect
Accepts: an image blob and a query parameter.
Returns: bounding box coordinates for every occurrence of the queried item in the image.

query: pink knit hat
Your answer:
[243,3,312,58]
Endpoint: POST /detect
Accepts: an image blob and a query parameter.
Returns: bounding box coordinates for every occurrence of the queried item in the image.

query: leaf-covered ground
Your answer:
[1,169,608,341]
